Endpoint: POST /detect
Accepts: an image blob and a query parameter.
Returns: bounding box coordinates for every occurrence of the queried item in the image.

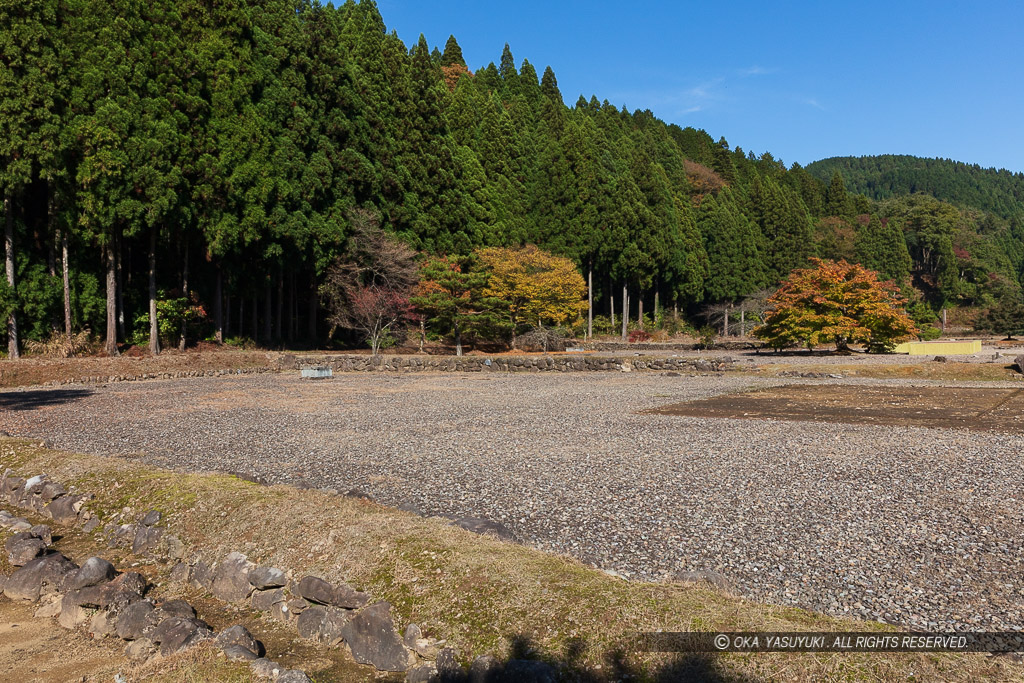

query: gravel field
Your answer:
[1,369,1022,633]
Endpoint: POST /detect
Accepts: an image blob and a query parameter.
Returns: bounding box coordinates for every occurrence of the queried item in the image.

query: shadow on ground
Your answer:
[431,634,753,683]
[0,388,92,411]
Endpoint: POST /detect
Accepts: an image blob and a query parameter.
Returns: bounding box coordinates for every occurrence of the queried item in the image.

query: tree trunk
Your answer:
[638,297,644,331]
[419,319,425,354]
[237,296,244,340]
[116,232,125,340]
[61,229,71,337]
[587,266,593,341]
[275,268,283,342]
[251,296,258,342]
[740,309,746,337]
[225,292,231,339]
[308,277,317,342]
[148,228,160,355]
[179,238,189,351]
[654,290,660,325]
[941,308,947,332]
[287,271,295,343]
[620,284,628,341]
[214,265,223,344]
[610,292,615,330]
[723,305,730,337]
[104,242,118,356]
[453,318,463,357]
[263,278,272,344]
[4,196,18,358]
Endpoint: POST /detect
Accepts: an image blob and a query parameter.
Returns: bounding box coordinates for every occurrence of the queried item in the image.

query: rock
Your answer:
[71,557,118,589]
[223,644,260,662]
[7,538,47,566]
[295,575,369,609]
[66,571,147,612]
[58,596,90,629]
[248,566,286,589]
[124,638,157,661]
[216,624,261,657]
[34,596,62,619]
[27,524,52,545]
[296,605,326,639]
[469,654,501,683]
[407,663,439,683]
[169,562,191,584]
[435,648,461,677]
[4,552,77,602]
[286,597,310,615]
[39,481,66,502]
[934,355,948,363]
[501,660,556,683]
[297,605,350,645]
[24,474,48,495]
[250,658,284,680]
[82,516,100,533]
[277,670,314,683]
[403,623,422,648]
[132,525,164,555]
[156,598,196,619]
[318,606,352,646]
[340,601,415,672]
[251,588,285,612]
[345,488,373,500]
[269,599,292,624]
[210,552,253,602]
[164,533,185,559]
[45,495,83,525]
[191,560,214,590]
[116,601,156,640]
[1015,355,1024,373]
[403,623,440,659]
[9,519,31,532]
[140,510,161,526]
[673,569,734,592]
[89,609,119,637]
[150,616,212,656]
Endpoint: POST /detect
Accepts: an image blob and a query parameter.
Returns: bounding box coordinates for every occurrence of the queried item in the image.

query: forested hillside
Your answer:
[806,155,1024,219]
[2,0,1022,357]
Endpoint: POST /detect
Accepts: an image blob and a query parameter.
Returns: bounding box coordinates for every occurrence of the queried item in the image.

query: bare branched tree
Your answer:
[321,210,419,355]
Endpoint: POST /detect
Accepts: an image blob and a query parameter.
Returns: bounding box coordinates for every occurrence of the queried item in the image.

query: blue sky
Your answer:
[376,1,1024,173]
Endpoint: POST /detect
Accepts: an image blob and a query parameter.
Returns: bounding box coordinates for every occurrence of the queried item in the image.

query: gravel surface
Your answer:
[1,370,1022,632]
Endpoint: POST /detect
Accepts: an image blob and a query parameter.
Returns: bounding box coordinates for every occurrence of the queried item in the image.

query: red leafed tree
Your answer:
[753,258,917,352]
[321,210,419,355]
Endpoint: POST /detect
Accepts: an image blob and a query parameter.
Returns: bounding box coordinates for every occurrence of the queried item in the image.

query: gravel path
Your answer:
[1,371,1022,632]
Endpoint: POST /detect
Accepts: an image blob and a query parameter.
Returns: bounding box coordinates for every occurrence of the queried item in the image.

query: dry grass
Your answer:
[23,330,97,358]
[2,439,1022,682]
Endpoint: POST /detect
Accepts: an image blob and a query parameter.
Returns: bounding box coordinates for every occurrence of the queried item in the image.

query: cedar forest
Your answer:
[3,0,1024,357]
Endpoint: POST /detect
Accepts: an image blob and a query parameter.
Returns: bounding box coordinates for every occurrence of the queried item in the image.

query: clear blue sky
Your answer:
[376,0,1024,173]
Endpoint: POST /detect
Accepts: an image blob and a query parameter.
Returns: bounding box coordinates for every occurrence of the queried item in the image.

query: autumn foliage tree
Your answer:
[754,259,917,352]
[321,211,419,356]
[475,245,586,346]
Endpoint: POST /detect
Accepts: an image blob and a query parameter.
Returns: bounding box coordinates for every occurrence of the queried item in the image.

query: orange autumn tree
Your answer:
[475,245,587,346]
[754,258,917,352]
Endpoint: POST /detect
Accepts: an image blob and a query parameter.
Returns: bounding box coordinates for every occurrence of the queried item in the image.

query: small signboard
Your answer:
[300,365,333,379]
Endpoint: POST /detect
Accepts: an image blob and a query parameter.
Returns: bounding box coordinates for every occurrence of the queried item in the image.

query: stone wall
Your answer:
[284,354,735,374]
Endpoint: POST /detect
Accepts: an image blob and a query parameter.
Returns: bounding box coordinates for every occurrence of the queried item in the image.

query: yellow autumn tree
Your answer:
[475,245,587,344]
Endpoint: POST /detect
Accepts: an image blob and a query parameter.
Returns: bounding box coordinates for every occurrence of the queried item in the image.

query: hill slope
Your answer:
[806,155,1024,219]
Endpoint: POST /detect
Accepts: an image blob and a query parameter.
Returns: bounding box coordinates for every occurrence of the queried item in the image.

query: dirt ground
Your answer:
[0,599,127,681]
[647,384,1024,434]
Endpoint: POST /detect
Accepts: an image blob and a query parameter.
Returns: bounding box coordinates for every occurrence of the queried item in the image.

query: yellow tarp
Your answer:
[892,340,983,355]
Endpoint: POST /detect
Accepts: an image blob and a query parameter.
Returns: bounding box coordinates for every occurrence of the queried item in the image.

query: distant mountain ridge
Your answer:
[805,155,1024,219]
